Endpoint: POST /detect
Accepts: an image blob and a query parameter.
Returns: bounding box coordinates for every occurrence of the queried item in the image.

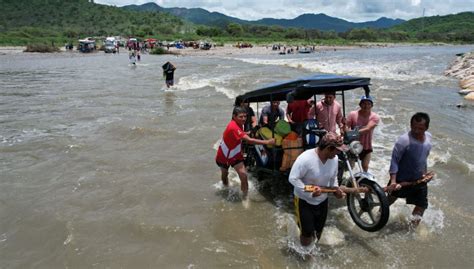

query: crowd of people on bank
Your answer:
[216,91,433,247]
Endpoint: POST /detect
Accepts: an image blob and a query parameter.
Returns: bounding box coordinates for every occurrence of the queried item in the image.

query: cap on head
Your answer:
[320,132,348,152]
[359,95,373,105]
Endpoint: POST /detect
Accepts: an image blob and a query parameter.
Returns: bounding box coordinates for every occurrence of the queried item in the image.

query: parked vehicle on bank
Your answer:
[237,74,390,232]
[200,42,212,50]
[104,37,117,53]
[78,38,96,53]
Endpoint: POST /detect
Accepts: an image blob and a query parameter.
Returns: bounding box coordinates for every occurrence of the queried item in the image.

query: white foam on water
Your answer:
[463,160,474,175]
[212,166,260,205]
[388,200,445,236]
[318,226,345,246]
[177,126,197,134]
[171,74,238,99]
[161,86,175,92]
[1,128,54,146]
[228,56,444,84]
[173,75,210,91]
[214,85,238,99]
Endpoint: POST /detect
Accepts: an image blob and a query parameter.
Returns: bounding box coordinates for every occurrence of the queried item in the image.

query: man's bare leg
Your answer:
[234,162,248,197]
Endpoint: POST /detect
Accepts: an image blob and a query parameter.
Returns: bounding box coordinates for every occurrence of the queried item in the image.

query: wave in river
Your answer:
[227,57,443,84]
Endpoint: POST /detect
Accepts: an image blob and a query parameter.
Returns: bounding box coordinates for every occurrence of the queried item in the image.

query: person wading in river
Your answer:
[345,95,380,172]
[386,112,433,228]
[216,106,275,197]
[289,132,347,246]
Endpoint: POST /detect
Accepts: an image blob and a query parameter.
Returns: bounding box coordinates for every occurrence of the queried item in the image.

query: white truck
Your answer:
[104,37,117,53]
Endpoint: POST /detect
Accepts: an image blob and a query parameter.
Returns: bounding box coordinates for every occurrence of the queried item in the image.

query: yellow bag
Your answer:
[258,127,282,148]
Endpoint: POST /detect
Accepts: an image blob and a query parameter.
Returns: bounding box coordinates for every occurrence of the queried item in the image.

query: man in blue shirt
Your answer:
[259,101,285,128]
[386,112,433,227]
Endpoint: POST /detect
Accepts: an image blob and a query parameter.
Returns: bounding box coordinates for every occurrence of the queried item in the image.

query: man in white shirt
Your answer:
[289,132,347,246]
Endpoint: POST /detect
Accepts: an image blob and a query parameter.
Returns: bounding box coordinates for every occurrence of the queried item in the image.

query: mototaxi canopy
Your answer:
[237,74,371,103]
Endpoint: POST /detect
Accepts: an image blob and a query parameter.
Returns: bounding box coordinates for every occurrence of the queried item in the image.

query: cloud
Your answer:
[95,0,474,22]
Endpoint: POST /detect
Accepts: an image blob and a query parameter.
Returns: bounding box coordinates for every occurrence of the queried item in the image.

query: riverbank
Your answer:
[0,44,355,56]
[0,46,26,55]
[445,51,474,100]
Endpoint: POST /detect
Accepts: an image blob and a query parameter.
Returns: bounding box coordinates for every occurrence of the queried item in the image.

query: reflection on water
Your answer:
[1,45,474,268]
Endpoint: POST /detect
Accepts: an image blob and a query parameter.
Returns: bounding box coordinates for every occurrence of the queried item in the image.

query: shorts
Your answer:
[294,196,328,239]
[390,182,428,209]
[359,148,373,160]
[216,159,244,170]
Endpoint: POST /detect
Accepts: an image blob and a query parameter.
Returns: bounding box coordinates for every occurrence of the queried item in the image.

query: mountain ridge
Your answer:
[122,2,405,32]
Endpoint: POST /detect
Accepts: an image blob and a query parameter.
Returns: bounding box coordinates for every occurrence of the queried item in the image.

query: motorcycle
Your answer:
[336,128,389,232]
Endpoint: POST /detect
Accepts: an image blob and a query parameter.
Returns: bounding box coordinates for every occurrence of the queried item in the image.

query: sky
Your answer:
[94,0,474,22]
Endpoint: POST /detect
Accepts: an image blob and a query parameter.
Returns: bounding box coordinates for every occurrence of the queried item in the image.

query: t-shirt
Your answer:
[287,100,311,123]
[346,110,380,150]
[389,131,432,183]
[308,100,343,133]
[289,149,339,205]
[215,120,247,165]
[259,105,285,127]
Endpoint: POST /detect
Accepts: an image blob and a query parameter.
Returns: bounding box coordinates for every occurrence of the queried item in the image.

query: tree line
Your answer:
[1,0,473,46]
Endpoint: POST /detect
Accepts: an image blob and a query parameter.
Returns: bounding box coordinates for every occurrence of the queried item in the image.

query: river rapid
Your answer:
[1,45,473,268]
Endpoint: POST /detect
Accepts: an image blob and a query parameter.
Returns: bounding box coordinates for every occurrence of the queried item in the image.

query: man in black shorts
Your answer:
[289,132,347,246]
[386,112,433,227]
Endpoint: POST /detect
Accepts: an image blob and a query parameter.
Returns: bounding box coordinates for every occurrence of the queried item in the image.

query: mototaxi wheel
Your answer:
[346,178,389,232]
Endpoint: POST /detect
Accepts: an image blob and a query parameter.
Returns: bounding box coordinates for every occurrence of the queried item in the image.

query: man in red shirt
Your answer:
[286,99,313,134]
[216,106,275,196]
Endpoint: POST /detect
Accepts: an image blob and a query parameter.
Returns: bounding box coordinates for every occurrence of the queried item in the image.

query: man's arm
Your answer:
[242,134,275,146]
[386,137,407,192]
[359,120,377,134]
[286,107,294,124]
[359,114,379,134]
[279,108,286,121]
[336,105,344,130]
[288,159,306,190]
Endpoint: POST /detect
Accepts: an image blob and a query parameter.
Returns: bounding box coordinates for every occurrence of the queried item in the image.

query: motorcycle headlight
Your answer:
[349,141,363,155]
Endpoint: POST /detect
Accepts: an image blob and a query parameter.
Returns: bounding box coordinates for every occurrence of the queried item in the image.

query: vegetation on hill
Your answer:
[390,12,474,42]
[0,0,189,45]
[0,0,472,47]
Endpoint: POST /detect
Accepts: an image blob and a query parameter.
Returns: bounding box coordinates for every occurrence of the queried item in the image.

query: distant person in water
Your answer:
[128,48,136,65]
[162,61,176,88]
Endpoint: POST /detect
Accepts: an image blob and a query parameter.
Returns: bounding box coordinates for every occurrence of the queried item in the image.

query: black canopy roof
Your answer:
[237,74,371,103]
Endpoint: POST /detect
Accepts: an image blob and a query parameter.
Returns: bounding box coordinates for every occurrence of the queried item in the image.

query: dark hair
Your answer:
[234,95,244,106]
[323,90,336,96]
[410,112,430,129]
[232,106,247,116]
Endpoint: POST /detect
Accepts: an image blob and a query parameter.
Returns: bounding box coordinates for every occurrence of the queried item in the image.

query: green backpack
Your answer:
[274,120,291,137]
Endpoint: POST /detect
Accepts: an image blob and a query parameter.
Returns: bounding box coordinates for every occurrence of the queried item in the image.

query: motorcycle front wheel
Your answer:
[346,178,389,232]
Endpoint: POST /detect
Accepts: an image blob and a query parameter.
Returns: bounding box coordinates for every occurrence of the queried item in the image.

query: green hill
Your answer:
[0,0,187,45]
[0,0,472,46]
[390,12,474,41]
